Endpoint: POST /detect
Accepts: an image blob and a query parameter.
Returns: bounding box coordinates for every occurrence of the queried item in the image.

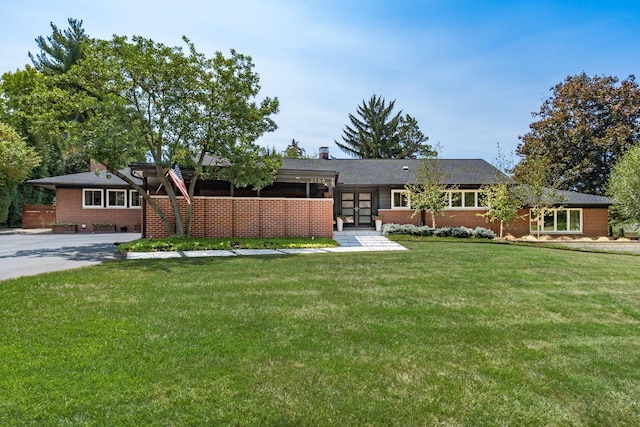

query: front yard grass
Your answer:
[1,241,639,425]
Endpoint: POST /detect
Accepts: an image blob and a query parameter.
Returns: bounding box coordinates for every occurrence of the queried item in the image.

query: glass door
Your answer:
[340,192,372,227]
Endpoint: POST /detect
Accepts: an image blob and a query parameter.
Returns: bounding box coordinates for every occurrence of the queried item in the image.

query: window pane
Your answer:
[360,201,371,208]
[359,208,371,216]
[109,191,126,206]
[342,201,354,208]
[543,211,555,231]
[393,191,409,208]
[464,192,476,207]
[359,193,371,201]
[569,210,581,231]
[451,192,462,207]
[85,190,101,206]
[556,210,568,231]
[530,219,539,232]
[130,191,140,207]
[342,193,354,201]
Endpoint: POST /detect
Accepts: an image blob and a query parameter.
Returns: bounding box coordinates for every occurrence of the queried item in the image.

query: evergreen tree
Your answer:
[29,18,88,75]
[336,95,434,159]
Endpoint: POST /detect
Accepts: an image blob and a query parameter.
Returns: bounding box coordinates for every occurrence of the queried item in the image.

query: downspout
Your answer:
[142,177,147,238]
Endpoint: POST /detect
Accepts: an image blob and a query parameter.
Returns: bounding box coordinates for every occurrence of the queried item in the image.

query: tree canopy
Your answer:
[0,122,41,223]
[514,73,640,195]
[65,35,280,236]
[336,95,435,159]
[607,145,640,222]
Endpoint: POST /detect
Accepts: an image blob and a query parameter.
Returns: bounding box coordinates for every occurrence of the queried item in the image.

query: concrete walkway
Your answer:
[126,229,407,260]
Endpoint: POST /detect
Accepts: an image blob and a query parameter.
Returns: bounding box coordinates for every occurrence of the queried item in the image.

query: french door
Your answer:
[340,192,372,227]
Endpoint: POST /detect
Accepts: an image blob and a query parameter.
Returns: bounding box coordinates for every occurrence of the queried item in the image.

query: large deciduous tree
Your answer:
[514,73,640,195]
[336,95,435,159]
[67,35,280,237]
[607,145,640,222]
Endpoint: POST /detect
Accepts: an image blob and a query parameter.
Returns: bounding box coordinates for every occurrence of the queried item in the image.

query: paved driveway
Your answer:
[0,232,140,281]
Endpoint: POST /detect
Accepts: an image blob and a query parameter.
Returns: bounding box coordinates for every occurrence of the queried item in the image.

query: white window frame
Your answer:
[106,189,127,208]
[443,190,485,209]
[530,208,583,233]
[391,190,411,209]
[82,189,103,209]
[129,190,141,209]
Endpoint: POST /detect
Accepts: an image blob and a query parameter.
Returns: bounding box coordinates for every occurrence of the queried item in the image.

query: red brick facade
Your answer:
[145,196,334,239]
[378,207,609,238]
[55,188,142,232]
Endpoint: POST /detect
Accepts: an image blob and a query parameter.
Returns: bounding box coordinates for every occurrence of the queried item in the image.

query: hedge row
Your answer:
[382,223,495,239]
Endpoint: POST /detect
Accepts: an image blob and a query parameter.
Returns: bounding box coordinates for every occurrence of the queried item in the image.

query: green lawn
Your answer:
[1,241,639,426]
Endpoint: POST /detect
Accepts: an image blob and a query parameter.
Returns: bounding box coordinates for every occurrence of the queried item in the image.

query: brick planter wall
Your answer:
[145,197,334,239]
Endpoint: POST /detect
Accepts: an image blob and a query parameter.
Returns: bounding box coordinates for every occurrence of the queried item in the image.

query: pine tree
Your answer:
[336,95,434,159]
[29,18,88,75]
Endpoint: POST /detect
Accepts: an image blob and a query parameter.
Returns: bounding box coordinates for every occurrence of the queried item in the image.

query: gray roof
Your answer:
[27,168,142,189]
[522,187,611,207]
[282,158,509,186]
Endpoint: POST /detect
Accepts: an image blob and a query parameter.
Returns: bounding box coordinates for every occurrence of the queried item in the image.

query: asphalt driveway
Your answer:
[0,232,140,281]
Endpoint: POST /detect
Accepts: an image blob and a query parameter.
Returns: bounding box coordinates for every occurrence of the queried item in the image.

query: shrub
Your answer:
[383,223,495,240]
[433,227,453,237]
[450,226,473,238]
[472,227,496,239]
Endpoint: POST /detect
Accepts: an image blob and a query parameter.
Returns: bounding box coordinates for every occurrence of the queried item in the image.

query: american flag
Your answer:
[167,163,191,205]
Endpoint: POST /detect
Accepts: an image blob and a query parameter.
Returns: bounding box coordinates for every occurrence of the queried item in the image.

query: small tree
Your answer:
[607,145,640,222]
[514,154,561,238]
[406,154,450,227]
[478,183,522,238]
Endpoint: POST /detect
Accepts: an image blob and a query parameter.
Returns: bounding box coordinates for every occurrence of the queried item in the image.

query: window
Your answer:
[130,190,141,208]
[530,208,582,233]
[443,190,484,209]
[83,189,103,208]
[107,189,127,208]
[391,190,411,209]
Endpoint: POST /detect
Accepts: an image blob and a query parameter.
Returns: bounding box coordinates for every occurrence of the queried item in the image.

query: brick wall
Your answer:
[145,196,334,239]
[56,188,142,232]
[378,207,609,237]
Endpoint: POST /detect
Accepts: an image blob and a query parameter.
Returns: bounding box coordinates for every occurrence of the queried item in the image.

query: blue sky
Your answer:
[2,0,640,163]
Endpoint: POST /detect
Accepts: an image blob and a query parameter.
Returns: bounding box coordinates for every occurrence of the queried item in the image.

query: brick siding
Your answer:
[145,196,334,239]
[378,207,609,238]
[56,188,142,232]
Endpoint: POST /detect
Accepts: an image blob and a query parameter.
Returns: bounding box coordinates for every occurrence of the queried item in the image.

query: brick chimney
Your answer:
[319,146,329,160]
[90,159,107,172]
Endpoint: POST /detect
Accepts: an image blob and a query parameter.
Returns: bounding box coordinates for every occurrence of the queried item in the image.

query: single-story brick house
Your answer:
[28,152,611,238]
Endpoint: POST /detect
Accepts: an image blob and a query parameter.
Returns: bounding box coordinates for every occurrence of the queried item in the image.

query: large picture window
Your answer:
[530,208,582,233]
[83,189,103,208]
[107,189,127,208]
